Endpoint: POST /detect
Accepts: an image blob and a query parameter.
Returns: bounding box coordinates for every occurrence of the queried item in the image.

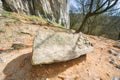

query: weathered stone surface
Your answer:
[108,49,120,56]
[32,31,93,65]
[113,77,120,80]
[1,0,70,28]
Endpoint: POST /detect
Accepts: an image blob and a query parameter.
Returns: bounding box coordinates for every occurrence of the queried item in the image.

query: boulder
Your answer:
[32,31,93,65]
[113,77,120,80]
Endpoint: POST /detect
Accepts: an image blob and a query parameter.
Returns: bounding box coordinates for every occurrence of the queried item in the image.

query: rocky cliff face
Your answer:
[0,0,2,9]
[1,0,70,28]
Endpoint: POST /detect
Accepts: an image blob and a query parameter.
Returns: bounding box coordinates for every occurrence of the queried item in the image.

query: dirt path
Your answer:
[0,35,120,80]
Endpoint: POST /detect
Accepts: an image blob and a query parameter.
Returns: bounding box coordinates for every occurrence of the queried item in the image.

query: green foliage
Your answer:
[90,26,101,35]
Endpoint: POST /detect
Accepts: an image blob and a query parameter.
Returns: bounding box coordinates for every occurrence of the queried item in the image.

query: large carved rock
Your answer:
[1,0,70,28]
[32,31,93,65]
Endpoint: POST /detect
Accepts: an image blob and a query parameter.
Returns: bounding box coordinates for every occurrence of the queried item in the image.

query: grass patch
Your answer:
[0,29,6,33]
[1,11,20,22]
[49,21,65,29]
[1,11,66,29]
[17,14,47,24]
[30,15,47,23]
[21,14,65,29]
[1,11,11,18]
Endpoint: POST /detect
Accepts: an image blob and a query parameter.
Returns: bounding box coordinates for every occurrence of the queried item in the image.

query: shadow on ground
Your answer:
[3,52,86,80]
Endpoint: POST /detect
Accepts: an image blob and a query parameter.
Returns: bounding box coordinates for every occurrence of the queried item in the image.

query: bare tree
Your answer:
[76,0,119,33]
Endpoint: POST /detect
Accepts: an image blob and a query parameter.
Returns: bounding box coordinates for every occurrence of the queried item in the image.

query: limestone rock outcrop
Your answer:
[32,31,93,65]
[1,0,70,28]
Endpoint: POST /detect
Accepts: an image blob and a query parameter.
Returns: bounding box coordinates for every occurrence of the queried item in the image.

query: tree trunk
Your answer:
[76,14,90,33]
[118,32,120,40]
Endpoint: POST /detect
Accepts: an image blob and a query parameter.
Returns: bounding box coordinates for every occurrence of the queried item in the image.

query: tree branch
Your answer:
[94,0,108,13]
[94,0,118,15]
[89,0,94,12]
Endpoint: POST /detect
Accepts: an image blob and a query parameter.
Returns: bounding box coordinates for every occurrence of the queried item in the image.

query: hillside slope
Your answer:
[0,11,120,80]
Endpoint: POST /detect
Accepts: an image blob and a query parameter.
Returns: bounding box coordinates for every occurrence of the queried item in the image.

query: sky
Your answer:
[70,0,120,8]
[69,0,78,9]
[69,0,120,15]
